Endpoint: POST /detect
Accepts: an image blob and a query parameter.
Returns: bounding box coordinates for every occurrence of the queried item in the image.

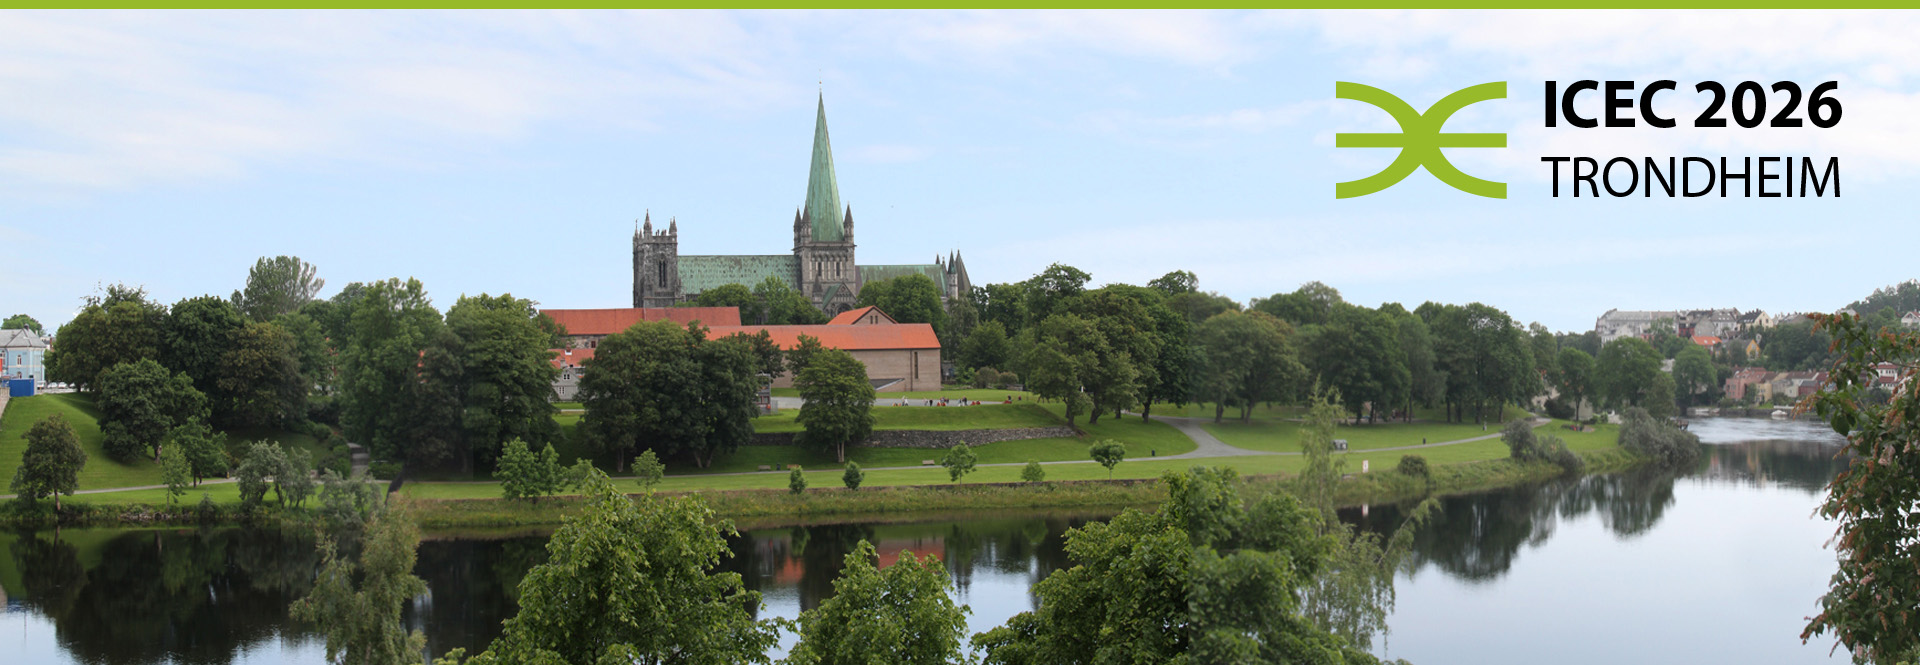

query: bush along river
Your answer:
[0,417,1849,664]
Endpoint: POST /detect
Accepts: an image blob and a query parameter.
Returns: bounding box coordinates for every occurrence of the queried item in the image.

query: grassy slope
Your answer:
[752,403,1062,433]
[0,393,327,492]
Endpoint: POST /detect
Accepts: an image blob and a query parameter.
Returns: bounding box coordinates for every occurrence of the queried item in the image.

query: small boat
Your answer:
[1770,409,1788,419]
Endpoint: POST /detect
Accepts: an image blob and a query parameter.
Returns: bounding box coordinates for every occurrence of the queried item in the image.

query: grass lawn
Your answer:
[0,393,164,491]
[688,436,1142,474]
[771,387,1034,401]
[752,403,1062,433]
[1203,418,1514,453]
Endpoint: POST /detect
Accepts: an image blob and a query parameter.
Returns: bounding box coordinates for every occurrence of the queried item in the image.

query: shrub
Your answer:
[1021,460,1046,483]
[1396,454,1429,479]
[789,468,808,494]
[368,461,402,481]
[196,493,218,524]
[1543,397,1576,420]
[842,461,864,490]
[1501,422,1584,473]
[632,450,665,490]
[975,367,1002,390]
[1618,406,1703,467]
[1089,439,1126,478]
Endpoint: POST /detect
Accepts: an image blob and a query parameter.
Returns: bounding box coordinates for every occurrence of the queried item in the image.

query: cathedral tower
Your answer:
[793,93,860,314]
[632,212,681,307]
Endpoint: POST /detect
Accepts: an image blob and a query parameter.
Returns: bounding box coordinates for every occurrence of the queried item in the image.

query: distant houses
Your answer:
[1594,308,1772,343]
[540,304,942,401]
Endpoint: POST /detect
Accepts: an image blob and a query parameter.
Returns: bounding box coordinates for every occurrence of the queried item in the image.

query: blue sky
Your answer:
[4,9,1917,333]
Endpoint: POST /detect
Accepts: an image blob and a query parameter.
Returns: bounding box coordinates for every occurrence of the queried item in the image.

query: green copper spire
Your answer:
[804,93,845,242]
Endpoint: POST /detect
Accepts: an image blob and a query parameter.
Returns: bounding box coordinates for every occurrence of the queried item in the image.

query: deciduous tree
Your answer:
[96,358,208,462]
[10,414,86,510]
[1089,439,1126,477]
[783,540,969,665]
[46,284,167,390]
[940,444,977,484]
[3,313,44,335]
[795,349,875,463]
[233,255,325,321]
[291,502,429,665]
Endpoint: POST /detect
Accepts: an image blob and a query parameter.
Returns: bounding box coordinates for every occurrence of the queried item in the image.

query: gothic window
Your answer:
[658,261,667,284]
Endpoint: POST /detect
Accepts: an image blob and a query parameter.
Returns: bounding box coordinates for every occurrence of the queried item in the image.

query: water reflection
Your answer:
[1,417,1852,664]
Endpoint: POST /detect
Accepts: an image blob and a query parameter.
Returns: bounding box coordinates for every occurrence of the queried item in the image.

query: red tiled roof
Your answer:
[827,306,895,326]
[707,323,939,351]
[1691,336,1722,346]
[549,347,595,369]
[542,307,742,336]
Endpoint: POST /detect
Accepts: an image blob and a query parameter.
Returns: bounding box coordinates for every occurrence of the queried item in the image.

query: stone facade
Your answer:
[631,94,971,316]
[751,425,1079,449]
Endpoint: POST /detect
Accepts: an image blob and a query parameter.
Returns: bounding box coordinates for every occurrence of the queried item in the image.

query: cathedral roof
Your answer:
[858,264,949,295]
[804,93,846,243]
[678,255,799,295]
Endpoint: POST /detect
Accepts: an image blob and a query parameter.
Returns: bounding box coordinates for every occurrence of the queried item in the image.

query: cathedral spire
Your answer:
[804,92,845,243]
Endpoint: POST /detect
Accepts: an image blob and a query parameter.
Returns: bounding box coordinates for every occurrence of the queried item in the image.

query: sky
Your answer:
[4,9,1917,333]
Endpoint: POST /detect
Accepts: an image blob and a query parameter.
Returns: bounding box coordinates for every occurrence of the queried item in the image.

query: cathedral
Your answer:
[632,94,971,315]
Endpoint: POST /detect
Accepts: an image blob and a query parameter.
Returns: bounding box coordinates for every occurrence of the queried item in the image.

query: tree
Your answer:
[1554,347,1595,416]
[95,358,208,462]
[841,461,864,491]
[1025,313,1140,426]
[1253,281,1345,327]
[219,319,306,428]
[786,334,827,377]
[689,331,761,468]
[795,349,876,463]
[961,320,1012,371]
[280,447,316,508]
[578,320,700,472]
[3,313,43,334]
[1595,337,1664,410]
[856,273,948,338]
[164,295,246,424]
[696,283,764,325]
[1195,310,1304,423]
[495,438,565,502]
[233,256,325,321]
[1421,302,1536,424]
[445,293,562,472]
[940,444,977,484]
[1672,343,1717,406]
[46,284,167,390]
[1801,313,1920,663]
[340,278,447,469]
[1022,460,1046,483]
[789,468,809,494]
[160,443,191,506]
[1304,305,1408,423]
[974,467,1379,665]
[1617,406,1700,466]
[756,276,827,325]
[234,441,289,507]
[10,414,86,510]
[166,419,229,484]
[1020,263,1091,325]
[632,449,666,490]
[290,502,429,665]
[1147,270,1198,296]
[783,540,969,665]
[1089,439,1126,477]
[726,329,786,378]
[459,470,779,664]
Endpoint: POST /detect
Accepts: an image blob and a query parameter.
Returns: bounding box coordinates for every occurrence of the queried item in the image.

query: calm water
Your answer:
[0,417,1850,664]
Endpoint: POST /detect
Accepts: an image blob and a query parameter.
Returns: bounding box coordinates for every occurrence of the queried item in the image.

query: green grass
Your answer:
[1202,418,1511,453]
[0,393,164,490]
[752,403,1062,433]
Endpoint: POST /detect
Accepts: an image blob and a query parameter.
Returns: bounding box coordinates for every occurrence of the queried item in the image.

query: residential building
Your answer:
[1594,308,1769,343]
[0,329,48,387]
[1723,367,1774,402]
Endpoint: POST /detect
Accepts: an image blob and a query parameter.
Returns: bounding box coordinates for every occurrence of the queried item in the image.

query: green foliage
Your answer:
[340,277,448,468]
[46,284,166,390]
[1304,304,1410,422]
[1672,343,1717,406]
[10,414,86,510]
[1195,310,1304,424]
[281,447,316,508]
[795,348,876,463]
[632,449,665,490]
[163,295,246,425]
[3,313,44,335]
[790,468,808,494]
[495,438,566,502]
[786,334,827,377]
[856,273,948,337]
[1022,460,1046,483]
[962,320,1012,372]
[95,358,208,462]
[940,444,977,484]
[219,319,307,428]
[841,461,864,491]
[1088,439,1126,477]
[1801,313,1920,663]
[1500,420,1583,473]
[232,255,325,321]
[160,443,190,505]
[783,540,969,665]
[1147,270,1198,296]
[756,276,828,326]
[1617,407,1701,467]
[697,283,762,323]
[579,319,756,470]
[1396,454,1429,479]
[290,502,429,665]
[1417,301,1538,424]
[460,470,779,664]
[317,469,382,527]
[1596,337,1664,410]
[974,466,1381,665]
[444,293,564,469]
[724,329,787,378]
[234,441,289,507]
[1553,347,1595,413]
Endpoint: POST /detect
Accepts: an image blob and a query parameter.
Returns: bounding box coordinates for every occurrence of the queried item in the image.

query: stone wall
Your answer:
[751,425,1077,449]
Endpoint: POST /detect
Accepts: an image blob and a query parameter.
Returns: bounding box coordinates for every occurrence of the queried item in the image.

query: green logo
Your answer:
[1334,81,1507,199]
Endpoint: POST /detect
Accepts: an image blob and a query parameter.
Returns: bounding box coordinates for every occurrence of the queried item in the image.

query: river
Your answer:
[0,417,1850,664]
